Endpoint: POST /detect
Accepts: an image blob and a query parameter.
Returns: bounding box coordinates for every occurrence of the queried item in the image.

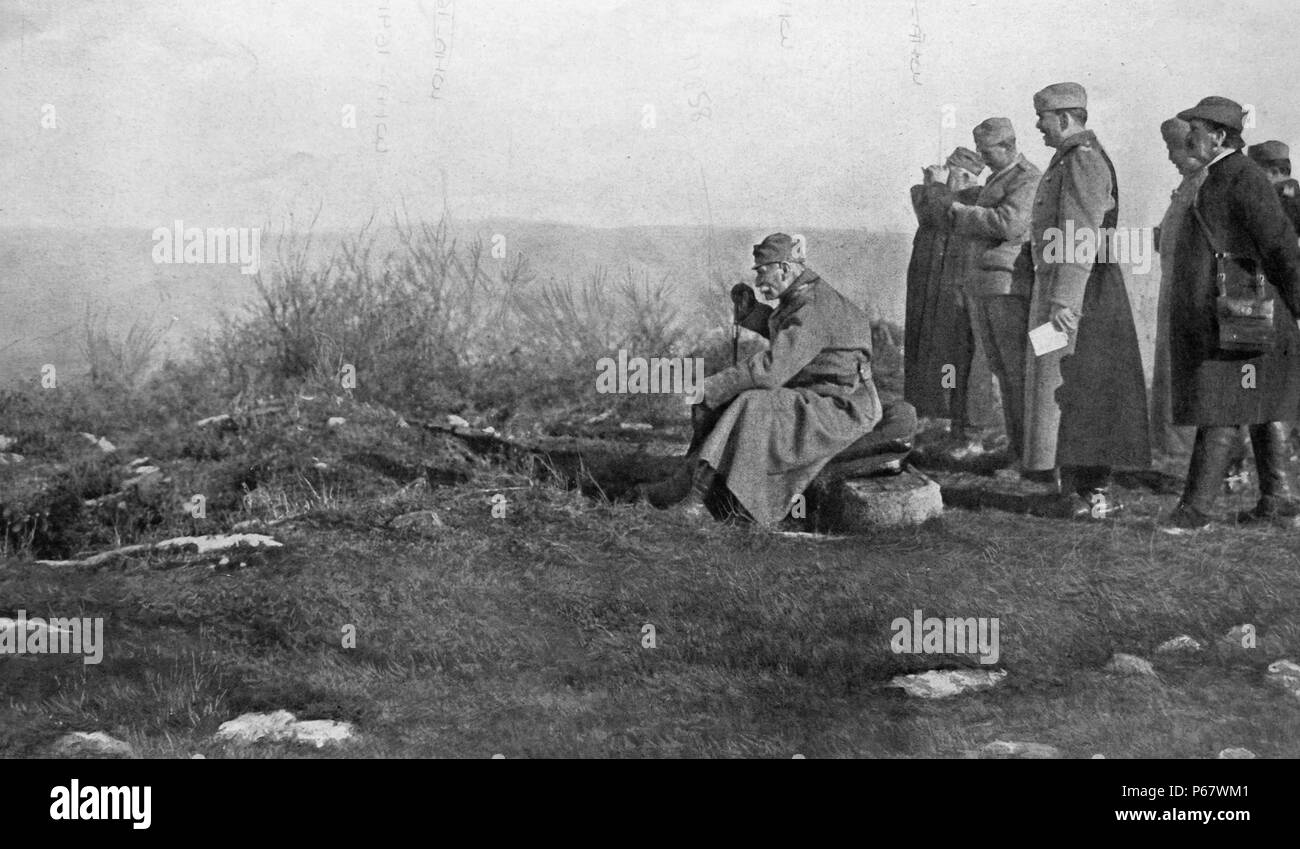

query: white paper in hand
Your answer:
[1028,322,1069,357]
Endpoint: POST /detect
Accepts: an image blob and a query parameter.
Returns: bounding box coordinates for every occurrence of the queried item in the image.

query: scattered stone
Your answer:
[814,468,943,532]
[51,731,134,758]
[585,411,613,424]
[619,422,653,431]
[1105,653,1157,676]
[195,414,233,428]
[1218,747,1256,759]
[390,510,444,531]
[0,452,23,465]
[79,433,116,453]
[215,710,355,748]
[980,740,1063,759]
[191,754,206,759]
[327,417,346,428]
[35,533,282,568]
[0,435,15,451]
[127,457,151,468]
[888,668,1007,699]
[1091,754,1106,759]
[447,414,470,428]
[1265,659,1300,699]
[1156,635,1203,654]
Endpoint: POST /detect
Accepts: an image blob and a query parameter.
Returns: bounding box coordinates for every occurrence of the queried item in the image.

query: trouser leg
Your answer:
[978,294,1029,459]
[1248,421,1299,515]
[1181,426,1239,516]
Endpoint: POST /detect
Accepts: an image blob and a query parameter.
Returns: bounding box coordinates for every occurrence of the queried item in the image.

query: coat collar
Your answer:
[988,152,1029,185]
[777,269,820,305]
[1049,129,1098,167]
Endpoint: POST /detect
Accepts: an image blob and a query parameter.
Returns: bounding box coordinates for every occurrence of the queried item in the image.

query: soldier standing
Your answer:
[1021,82,1150,518]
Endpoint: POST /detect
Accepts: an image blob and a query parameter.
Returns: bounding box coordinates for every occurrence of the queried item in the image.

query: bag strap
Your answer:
[1190,201,1228,255]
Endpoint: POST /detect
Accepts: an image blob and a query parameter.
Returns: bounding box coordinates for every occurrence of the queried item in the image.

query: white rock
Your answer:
[1091,754,1106,759]
[391,510,444,531]
[0,434,15,450]
[128,457,152,468]
[980,740,1063,759]
[1105,653,1157,676]
[0,452,22,465]
[1265,659,1300,698]
[818,468,943,531]
[290,719,356,748]
[447,414,470,428]
[195,414,233,428]
[1155,635,1203,654]
[215,710,297,744]
[1218,747,1257,759]
[52,731,134,758]
[888,668,1007,699]
[155,534,282,555]
[327,417,346,428]
[619,422,653,431]
[215,710,354,747]
[80,433,116,453]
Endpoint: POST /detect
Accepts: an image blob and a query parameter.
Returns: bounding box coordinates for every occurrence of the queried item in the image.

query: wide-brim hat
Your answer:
[1177,96,1245,132]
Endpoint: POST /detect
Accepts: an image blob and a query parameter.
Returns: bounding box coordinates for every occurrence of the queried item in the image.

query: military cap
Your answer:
[1159,117,1190,145]
[752,233,806,269]
[973,117,1015,147]
[1248,140,1290,164]
[945,146,986,176]
[1177,96,1245,132]
[1033,82,1087,113]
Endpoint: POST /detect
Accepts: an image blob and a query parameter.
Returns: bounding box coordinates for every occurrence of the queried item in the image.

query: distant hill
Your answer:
[0,220,1159,388]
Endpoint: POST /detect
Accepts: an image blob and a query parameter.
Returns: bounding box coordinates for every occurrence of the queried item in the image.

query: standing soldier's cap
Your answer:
[1033,82,1087,112]
[945,146,986,176]
[973,117,1016,146]
[1176,96,1245,132]
[1248,140,1290,163]
[1160,117,1191,144]
[752,233,807,269]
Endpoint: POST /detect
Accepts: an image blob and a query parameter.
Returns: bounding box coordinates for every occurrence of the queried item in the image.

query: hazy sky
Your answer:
[3,0,1298,233]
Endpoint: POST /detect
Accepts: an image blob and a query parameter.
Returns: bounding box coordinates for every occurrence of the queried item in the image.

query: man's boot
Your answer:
[1060,465,1121,520]
[636,458,714,510]
[1160,426,1237,534]
[1238,421,1300,526]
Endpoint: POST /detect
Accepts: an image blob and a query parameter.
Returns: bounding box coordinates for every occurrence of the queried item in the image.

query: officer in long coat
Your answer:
[1151,117,1206,459]
[1021,82,1150,517]
[903,149,985,422]
[639,234,884,524]
[948,118,1043,463]
[1163,98,1300,532]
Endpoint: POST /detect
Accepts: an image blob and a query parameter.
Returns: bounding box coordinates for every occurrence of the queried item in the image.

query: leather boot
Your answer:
[1239,421,1300,525]
[637,458,713,509]
[1161,426,1236,532]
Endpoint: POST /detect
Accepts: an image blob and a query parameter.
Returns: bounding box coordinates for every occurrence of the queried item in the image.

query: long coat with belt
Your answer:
[1021,129,1150,471]
[1169,150,1300,425]
[699,269,882,524]
[904,182,981,417]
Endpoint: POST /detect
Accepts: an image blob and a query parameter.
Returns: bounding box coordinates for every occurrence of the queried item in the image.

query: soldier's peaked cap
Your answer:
[973,117,1015,146]
[752,233,806,269]
[1160,117,1190,144]
[1033,82,1087,112]
[1177,96,1245,132]
[946,146,986,176]
[1248,140,1290,163]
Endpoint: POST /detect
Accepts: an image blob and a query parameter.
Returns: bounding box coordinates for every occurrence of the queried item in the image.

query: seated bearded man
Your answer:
[637,233,890,523]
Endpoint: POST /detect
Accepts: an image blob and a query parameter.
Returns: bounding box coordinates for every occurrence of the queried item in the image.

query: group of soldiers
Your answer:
[639,81,1300,534]
[906,82,1300,531]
